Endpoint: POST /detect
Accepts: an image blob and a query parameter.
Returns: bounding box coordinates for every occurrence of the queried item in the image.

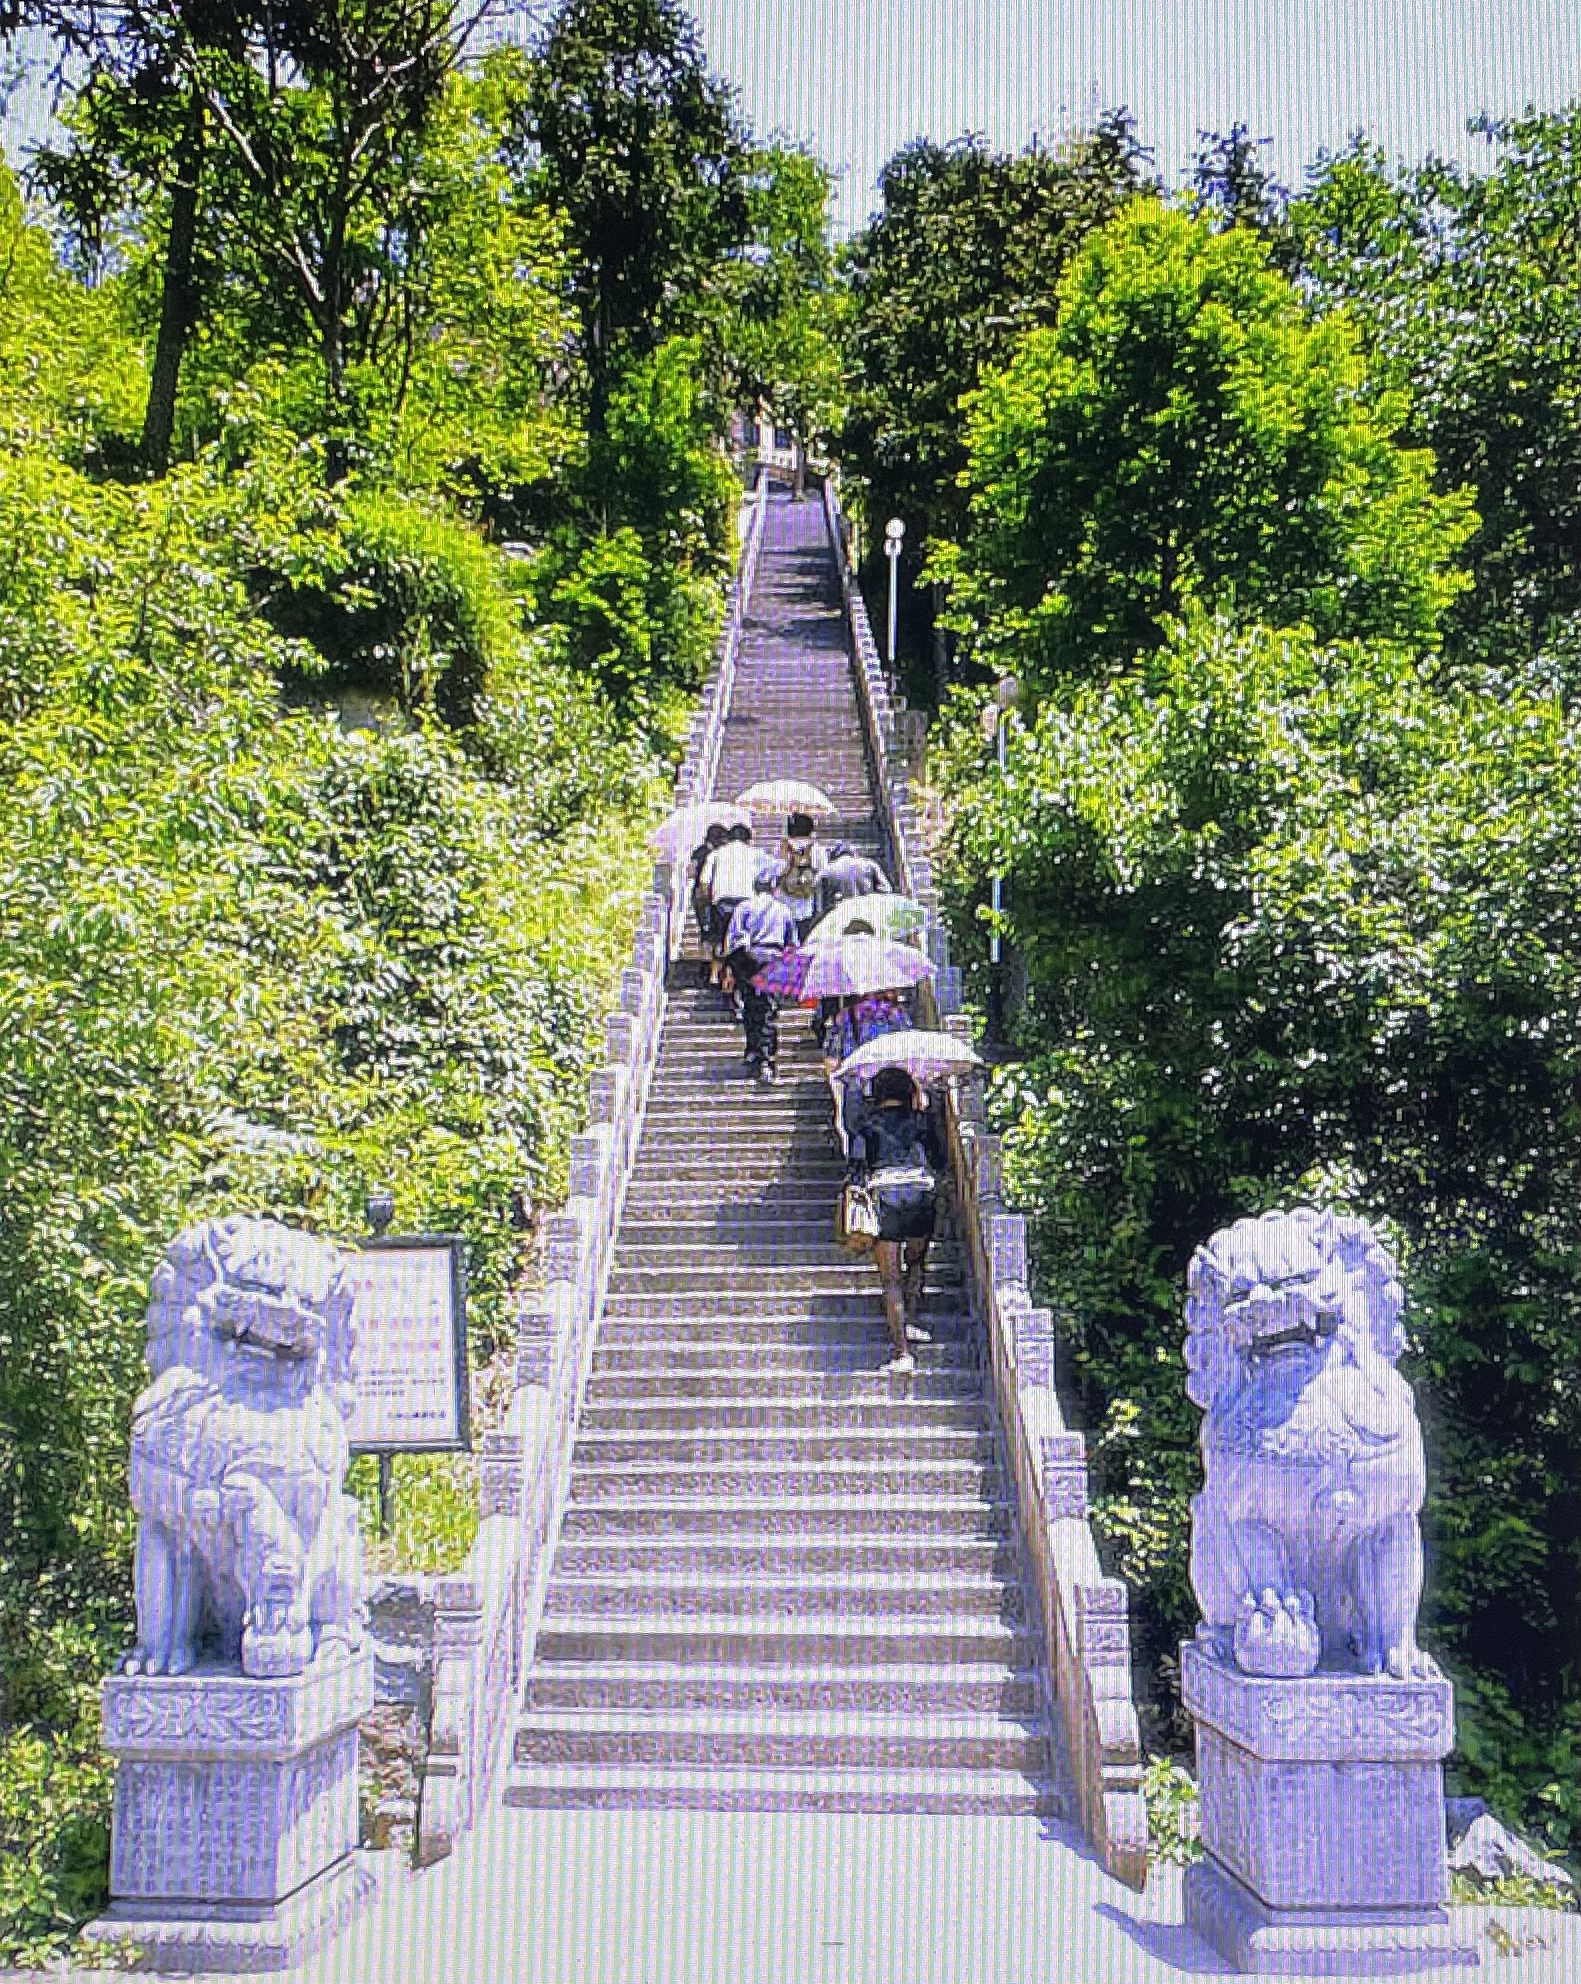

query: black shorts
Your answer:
[873,1178,937,1243]
[710,897,744,948]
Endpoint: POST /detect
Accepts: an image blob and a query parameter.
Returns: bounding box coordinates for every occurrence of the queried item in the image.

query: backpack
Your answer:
[778,842,820,903]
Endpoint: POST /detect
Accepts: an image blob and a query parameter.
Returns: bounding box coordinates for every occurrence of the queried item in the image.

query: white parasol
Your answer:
[734,778,837,818]
[835,1029,984,1086]
[806,895,928,944]
[651,800,752,857]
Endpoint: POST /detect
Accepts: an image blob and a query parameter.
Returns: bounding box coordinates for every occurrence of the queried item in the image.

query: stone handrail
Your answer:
[819,475,1149,1890]
[415,470,769,1861]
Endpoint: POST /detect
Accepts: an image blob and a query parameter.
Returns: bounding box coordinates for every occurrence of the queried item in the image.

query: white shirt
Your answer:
[701,841,768,901]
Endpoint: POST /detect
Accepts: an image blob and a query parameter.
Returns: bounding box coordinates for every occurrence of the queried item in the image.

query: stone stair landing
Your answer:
[506,487,1059,1819]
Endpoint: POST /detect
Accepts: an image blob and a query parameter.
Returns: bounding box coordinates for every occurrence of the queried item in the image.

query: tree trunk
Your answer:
[791,434,806,502]
[322,153,352,485]
[931,580,950,696]
[140,92,205,477]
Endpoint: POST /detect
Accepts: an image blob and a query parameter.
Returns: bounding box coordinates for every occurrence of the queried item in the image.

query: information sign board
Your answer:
[346,1235,470,1453]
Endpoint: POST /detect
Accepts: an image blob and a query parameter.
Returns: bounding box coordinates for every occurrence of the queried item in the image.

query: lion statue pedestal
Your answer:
[1179,1208,1478,1974]
[84,1218,376,1974]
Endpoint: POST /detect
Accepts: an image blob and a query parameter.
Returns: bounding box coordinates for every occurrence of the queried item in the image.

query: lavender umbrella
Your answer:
[753,936,935,1002]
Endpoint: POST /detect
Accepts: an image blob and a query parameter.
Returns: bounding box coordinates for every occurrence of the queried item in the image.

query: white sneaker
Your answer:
[905,1325,932,1345]
[882,1353,917,1375]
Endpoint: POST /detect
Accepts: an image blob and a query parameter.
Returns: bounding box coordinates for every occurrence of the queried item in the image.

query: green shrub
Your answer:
[261,487,523,728]
[0,1726,116,1970]
[1142,1756,1202,1867]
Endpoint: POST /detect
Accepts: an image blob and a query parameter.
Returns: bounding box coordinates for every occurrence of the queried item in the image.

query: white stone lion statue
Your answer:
[1185,1206,1437,1680]
[123,1215,365,1679]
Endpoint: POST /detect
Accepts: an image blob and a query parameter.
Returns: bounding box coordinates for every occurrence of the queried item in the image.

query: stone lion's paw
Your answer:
[1233,1587,1322,1678]
[1386,1641,1441,1682]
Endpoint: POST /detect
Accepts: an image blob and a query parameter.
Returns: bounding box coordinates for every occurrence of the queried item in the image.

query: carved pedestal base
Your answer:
[84,1648,375,1974]
[1181,1640,1479,1975]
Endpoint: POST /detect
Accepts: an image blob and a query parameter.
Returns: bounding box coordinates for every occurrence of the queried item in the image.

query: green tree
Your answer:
[17,3,265,472]
[521,0,748,430]
[28,2,499,477]
[932,200,1477,696]
[936,611,1580,1845]
[838,117,1151,687]
[1289,109,1581,671]
[721,141,841,495]
[1189,121,1288,237]
[174,49,578,507]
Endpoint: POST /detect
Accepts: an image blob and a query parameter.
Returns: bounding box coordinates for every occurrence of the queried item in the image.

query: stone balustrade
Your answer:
[820,473,1148,1890]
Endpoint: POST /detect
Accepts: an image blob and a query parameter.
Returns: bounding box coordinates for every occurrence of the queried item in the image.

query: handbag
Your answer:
[836,1181,879,1252]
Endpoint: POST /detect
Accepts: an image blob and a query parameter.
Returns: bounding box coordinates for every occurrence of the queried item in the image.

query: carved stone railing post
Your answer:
[418,1574,483,1865]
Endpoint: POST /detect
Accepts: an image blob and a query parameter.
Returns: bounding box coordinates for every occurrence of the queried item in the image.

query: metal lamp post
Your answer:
[884,517,905,675]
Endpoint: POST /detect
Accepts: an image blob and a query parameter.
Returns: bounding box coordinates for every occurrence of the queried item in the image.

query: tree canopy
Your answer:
[839,118,1152,553]
[931,200,1477,696]
[521,0,749,424]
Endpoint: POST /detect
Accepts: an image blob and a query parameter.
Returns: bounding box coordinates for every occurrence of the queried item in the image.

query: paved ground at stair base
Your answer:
[43,1816,1575,1984]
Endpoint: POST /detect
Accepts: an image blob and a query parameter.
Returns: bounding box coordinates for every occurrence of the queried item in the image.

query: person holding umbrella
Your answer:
[724,882,799,1084]
[846,1065,948,1374]
[811,841,892,924]
[820,962,912,1153]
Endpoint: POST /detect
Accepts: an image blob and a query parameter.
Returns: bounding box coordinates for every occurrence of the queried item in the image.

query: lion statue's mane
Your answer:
[124,1215,365,1679]
[1184,1206,1435,1680]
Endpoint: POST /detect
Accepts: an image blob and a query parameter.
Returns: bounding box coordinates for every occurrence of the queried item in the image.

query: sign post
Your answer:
[345,1197,471,1536]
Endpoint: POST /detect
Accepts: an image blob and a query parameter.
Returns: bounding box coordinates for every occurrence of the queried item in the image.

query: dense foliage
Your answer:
[930,201,1477,696]
[836,119,1151,689]
[0,0,822,1956]
[1288,109,1580,673]
[930,120,1580,1863]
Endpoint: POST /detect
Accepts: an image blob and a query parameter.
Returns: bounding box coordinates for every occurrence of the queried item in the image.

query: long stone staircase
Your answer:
[505,490,1060,1817]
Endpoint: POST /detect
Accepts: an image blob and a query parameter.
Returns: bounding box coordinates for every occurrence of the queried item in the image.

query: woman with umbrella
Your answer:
[846,1066,948,1375]
[836,1031,984,1373]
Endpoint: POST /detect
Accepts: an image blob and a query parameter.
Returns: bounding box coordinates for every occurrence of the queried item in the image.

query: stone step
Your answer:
[622,1167,837,1193]
[534,1613,1031,1669]
[579,1396,990,1433]
[572,1428,994,1467]
[569,1459,1002,1502]
[526,1660,1037,1718]
[550,1536,1017,1579]
[625,1156,847,1184]
[606,1262,966,1294]
[502,1763,1061,1818]
[594,1304,970,1338]
[543,1572,1023,1623]
[617,1192,842,1220]
[607,1261,965,1292]
[557,1497,1012,1541]
[512,1708,1049,1775]
[614,1210,853,1235]
[585,1360,977,1394]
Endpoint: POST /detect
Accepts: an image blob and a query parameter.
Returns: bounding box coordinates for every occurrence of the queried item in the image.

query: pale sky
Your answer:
[6,3,1581,231]
[690,0,1581,229]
